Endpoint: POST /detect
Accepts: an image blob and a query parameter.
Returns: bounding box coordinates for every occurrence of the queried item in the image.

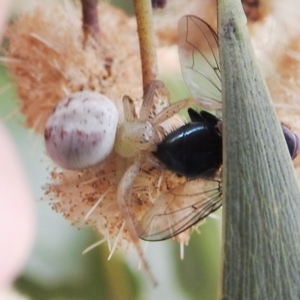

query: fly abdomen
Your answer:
[153,116,222,179]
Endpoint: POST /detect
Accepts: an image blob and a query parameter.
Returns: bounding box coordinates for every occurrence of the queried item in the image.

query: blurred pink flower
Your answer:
[0,124,36,287]
[0,0,36,288]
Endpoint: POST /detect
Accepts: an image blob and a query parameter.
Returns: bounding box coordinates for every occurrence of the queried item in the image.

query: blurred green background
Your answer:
[1,1,222,299]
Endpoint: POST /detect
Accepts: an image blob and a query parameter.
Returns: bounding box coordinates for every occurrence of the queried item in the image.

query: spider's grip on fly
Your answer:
[138,16,300,242]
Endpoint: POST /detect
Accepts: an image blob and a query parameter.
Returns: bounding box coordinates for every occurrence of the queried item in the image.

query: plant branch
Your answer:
[81,0,100,42]
[218,0,300,299]
[133,0,158,92]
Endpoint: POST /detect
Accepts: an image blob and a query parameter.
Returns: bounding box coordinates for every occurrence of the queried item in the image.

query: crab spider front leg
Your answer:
[116,157,158,286]
[141,80,196,127]
[139,80,169,121]
[152,97,195,126]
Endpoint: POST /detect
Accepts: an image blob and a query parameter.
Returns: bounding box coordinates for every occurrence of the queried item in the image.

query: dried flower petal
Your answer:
[6,2,142,133]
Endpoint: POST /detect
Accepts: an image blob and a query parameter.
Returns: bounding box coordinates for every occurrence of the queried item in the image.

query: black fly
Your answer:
[153,108,222,180]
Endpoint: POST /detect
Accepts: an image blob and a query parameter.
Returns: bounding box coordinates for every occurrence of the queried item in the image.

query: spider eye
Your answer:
[44,91,119,170]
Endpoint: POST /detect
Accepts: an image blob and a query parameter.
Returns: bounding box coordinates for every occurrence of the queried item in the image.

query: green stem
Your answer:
[218,0,300,299]
[133,0,158,92]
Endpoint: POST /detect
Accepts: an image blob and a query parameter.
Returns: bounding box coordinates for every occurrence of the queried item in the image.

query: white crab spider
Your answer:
[44,80,194,285]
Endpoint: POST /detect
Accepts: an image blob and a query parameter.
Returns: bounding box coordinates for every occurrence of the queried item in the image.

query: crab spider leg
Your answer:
[140,80,167,121]
[117,158,158,286]
[141,80,196,127]
[152,97,195,126]
[122,95,137,122]
[122,80,166,123]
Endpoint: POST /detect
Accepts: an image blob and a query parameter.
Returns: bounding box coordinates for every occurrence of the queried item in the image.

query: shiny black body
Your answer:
[153,109,222,179]
[153,108,299,180]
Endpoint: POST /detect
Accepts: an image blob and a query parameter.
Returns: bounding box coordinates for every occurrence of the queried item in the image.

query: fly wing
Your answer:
[137,178,222,241]
[178,15,222,110]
